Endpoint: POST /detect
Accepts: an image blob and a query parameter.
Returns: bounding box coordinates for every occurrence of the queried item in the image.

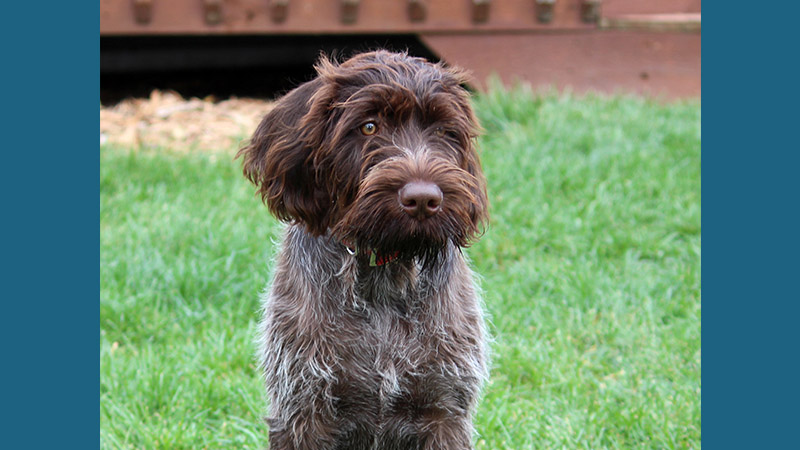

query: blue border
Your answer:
[5,2,800,449]
[704,3,800,449]
[4,3,99,449]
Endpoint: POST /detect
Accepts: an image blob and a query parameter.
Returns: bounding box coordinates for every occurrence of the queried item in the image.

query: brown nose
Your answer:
[399,181,443,219]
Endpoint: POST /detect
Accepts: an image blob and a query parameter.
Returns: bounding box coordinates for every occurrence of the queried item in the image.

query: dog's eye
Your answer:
[360,122,378,136]
[434,127,448,137]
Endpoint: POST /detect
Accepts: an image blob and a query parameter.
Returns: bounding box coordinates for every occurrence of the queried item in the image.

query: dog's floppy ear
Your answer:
[464,138,489,233]
[237,77,333,235]
[458,100,489,232]
[444,66,490,233]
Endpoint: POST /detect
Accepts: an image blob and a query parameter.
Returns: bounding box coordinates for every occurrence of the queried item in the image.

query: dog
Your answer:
[238,50,489,450]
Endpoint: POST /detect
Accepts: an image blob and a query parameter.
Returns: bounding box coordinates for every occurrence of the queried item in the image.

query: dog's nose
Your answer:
[399,182,443,219]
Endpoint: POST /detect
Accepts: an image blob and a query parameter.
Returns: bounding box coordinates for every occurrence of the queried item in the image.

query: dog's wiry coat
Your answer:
[239,50,489,450]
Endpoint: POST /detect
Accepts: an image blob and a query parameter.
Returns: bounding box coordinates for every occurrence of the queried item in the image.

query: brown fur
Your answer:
[238,50,490,450]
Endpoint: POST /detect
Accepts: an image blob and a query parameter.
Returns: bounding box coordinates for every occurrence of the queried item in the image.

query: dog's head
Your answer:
[238,50,488,261]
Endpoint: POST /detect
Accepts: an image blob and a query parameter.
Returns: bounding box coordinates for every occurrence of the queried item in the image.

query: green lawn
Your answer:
[100,87,701,450]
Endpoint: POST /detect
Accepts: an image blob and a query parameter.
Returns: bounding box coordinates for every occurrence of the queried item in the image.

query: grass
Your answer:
[100,87,701,450]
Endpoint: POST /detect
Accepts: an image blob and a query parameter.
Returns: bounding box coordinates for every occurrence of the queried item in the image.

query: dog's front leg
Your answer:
[419,413,475,450]
[266,389,340,450]
[262,326,342,450]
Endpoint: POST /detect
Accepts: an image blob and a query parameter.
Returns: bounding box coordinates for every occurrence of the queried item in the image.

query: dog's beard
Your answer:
[350,220,448,266]
[334,195,473,267]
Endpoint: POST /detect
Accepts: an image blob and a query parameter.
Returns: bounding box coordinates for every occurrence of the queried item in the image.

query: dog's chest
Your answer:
[356,309,449,426]
[369,311,418,395]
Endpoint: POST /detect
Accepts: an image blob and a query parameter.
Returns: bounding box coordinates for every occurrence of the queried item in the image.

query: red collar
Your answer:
[341,240,400,267]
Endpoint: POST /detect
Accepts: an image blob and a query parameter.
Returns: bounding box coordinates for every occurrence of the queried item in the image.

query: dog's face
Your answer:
[238,51,488,261]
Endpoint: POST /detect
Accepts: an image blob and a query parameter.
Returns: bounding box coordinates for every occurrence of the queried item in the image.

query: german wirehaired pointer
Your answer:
[238,50,489,450]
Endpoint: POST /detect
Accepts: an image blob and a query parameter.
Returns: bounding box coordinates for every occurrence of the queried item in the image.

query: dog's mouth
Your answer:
[333,190,475,265]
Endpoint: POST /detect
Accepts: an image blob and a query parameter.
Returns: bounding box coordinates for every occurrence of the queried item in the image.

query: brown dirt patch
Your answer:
[100,90,273,153]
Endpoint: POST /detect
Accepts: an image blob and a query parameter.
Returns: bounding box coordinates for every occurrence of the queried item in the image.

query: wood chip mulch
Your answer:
[100,90,274,153]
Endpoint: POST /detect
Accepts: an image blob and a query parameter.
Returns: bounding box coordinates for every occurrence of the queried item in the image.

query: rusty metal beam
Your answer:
[101,0,596,35]
[601,0,701,16]
[420,30,701,98]
[101,0,701,98]
[601,13,701,32]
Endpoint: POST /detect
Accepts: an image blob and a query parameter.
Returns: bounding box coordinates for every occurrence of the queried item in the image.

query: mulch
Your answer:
[100,90,273,153]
